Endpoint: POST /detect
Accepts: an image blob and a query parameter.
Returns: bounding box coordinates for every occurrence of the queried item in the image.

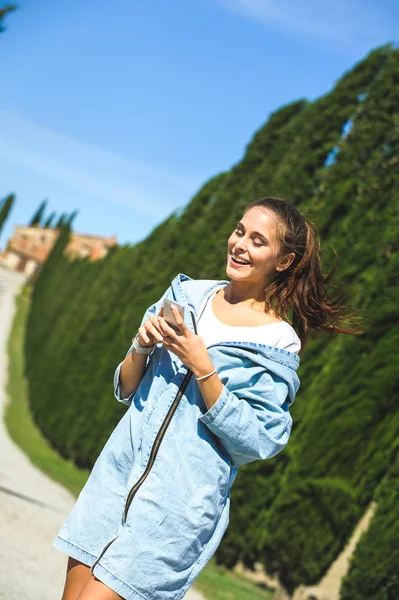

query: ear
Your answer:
[276,252,295,272]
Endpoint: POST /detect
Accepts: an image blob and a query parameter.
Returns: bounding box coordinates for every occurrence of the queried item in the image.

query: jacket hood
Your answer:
[171,272,301,406]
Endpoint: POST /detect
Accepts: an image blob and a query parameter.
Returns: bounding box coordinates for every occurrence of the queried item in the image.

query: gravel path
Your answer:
[0,265,206,600]
[291,500,377,600]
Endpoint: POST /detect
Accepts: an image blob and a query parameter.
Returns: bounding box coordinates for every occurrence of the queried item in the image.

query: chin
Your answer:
[226,264,250,279]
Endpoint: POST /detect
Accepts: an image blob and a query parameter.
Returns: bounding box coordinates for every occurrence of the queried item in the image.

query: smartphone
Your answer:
[162,299,185,331]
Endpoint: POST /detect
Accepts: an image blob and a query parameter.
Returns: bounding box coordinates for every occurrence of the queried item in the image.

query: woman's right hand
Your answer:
[137,305,165,346]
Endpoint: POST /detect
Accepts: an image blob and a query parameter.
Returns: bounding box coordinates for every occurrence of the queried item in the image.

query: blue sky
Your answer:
[0,0,397,250]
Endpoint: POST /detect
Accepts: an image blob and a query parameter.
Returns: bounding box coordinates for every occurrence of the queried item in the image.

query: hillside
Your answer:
[25,44,399,597]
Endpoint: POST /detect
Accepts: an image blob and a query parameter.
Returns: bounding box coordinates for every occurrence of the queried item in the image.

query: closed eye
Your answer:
[234,229,264,247]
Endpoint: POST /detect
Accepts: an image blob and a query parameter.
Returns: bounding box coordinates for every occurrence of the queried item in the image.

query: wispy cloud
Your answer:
[217,0,398,54]
[0,111,200,219]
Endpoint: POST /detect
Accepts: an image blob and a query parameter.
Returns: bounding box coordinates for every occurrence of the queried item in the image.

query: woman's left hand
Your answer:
[158,304,214,376]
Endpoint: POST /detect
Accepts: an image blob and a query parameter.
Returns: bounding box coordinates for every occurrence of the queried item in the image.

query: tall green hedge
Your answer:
[340,455,399,600]
[25,44,399,596]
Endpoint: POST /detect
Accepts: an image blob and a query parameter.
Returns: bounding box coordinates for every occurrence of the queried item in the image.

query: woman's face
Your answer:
[226,207,293,284]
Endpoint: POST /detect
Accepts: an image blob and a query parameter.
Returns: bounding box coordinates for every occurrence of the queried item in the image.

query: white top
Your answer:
[196,288,301,354]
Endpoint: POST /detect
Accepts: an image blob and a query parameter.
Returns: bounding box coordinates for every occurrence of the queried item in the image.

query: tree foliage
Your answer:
[29,199,48,227]
[0,3,16,33]
[43,211,57,228]
[0,192,15,238]
[55,213,65,227]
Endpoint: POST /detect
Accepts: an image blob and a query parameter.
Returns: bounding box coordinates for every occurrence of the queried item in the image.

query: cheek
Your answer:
[227,235,235,248]
[252,249,269,266]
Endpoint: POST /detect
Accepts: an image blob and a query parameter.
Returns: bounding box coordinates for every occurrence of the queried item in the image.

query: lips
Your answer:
[230,253,251,266]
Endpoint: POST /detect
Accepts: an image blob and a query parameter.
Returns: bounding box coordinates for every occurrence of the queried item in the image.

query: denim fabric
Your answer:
[53,273,300,600]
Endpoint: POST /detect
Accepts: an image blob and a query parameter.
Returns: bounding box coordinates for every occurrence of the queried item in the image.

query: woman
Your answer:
[53,197,361,600]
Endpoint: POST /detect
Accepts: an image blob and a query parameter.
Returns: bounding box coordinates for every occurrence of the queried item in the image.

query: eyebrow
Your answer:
[236,221,269,242]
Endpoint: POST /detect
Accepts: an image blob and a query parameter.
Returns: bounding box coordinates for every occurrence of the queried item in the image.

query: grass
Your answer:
[4,284,273,599]
[4,284,89,498]
[194,558,273,600]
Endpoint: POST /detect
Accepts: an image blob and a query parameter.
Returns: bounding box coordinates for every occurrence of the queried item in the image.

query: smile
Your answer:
[230,254,251,267]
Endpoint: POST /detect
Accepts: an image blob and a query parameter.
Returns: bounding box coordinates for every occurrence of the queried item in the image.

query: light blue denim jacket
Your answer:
[53,273,300,600]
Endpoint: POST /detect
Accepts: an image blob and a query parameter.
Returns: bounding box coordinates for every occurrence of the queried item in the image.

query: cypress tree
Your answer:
[0,192,15,239]
[43,211,57,228]
[26,221,71,354]
[29,199,48,227]
[66,209,78,227]
[55,212,67,228]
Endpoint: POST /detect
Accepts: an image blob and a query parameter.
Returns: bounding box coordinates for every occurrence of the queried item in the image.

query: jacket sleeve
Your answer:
[114,285,172,406]
[198,367,294,467]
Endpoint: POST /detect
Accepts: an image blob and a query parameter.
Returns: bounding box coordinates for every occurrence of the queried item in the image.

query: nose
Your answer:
[234,239,247,253]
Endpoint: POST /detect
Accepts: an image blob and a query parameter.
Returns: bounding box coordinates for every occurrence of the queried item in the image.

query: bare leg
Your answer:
[60,557,92,600]
[77,576,124,599]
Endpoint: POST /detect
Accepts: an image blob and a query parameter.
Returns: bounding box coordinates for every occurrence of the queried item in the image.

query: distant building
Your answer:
[0,225,118,278]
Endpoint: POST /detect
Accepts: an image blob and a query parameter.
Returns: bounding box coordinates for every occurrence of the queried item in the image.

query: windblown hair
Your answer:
[243,196,366,351]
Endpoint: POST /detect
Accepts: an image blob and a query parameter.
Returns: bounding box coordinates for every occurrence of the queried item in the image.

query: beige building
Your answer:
[0,225,118,278]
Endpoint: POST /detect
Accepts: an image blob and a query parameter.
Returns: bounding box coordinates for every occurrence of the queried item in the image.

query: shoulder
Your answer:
[274,321,301,353]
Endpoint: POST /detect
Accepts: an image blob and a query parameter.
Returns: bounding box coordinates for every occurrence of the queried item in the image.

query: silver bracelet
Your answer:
[131,333,155,355]
[195,369,216,381]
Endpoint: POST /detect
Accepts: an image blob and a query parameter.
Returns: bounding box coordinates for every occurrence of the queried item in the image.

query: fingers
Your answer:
[158,305,187,342]
[139,315,164,344]
[170,304,186,329]
[158,316,177,339]
[138,304,185,349]
[147,315,165,342]
[138,325,153,345]
[157,307,174,341]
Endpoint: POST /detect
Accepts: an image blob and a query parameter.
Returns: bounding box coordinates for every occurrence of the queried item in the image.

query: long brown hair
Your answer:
[243,196,367,351]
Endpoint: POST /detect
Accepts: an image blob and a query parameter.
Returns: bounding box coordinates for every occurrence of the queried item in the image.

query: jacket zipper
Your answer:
[90,535,119,573]
[122,366,193,523]
[123,307,200,522]
[90,308,198,573]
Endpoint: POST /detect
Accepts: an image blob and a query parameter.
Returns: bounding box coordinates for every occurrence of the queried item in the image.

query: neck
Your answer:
[223,280,266,311]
